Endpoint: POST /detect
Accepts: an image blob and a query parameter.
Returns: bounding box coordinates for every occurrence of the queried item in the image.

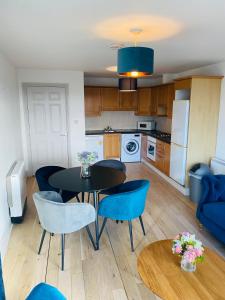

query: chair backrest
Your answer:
[33,192,96,234]
[95,159,126,173]
[0,255,5,300]
[35,166,65,192]
[98,180,150,220]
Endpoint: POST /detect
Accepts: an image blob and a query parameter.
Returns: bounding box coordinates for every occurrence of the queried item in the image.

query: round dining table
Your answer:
[49,165,126,249]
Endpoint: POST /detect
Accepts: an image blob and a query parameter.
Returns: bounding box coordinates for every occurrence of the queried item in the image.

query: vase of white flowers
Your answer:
[77,151,98,178]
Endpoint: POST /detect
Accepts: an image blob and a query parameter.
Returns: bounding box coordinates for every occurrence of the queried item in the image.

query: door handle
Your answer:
[60,133,67,136]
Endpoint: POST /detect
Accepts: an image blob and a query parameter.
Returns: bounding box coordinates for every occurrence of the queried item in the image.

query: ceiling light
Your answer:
[117,29,154,77]
[119,78,137,92]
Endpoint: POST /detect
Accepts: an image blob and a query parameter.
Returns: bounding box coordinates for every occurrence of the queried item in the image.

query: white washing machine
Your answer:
[121,133,141,162]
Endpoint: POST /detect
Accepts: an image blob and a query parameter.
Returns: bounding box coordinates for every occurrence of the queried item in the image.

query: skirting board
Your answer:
[142,159,190,196]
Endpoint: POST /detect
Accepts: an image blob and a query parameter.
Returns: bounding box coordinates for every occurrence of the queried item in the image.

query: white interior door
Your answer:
[27,86,68,174]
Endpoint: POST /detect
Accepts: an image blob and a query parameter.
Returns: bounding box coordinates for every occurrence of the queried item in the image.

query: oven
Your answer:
[147,136,156,161]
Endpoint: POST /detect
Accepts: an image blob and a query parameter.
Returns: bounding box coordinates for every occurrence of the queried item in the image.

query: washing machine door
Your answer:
[124,139,139,155]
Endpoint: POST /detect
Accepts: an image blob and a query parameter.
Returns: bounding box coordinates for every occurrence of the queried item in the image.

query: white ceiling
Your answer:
[0,0,225,76]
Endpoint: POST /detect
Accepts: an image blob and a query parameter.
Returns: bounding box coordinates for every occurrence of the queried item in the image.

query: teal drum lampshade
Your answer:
[117,46,154,77]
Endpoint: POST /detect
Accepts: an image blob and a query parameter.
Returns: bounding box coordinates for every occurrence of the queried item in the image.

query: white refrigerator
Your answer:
[170,100,190,185]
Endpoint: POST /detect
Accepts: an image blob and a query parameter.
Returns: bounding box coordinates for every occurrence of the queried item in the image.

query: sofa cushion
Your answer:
[203,202,225,231]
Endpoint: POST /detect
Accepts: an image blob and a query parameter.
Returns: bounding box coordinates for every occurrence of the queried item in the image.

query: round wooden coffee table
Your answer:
[137,239,225,300]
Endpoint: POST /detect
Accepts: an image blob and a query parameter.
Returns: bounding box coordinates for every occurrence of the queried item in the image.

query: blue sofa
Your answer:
[0,254,66,300]
[196,174,225,244]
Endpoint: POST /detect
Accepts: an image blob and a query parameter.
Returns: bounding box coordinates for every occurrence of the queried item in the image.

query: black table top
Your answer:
[49,165,126,193]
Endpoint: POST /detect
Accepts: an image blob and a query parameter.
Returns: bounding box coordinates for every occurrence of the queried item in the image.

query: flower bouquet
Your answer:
[77,151,98,178]
[172,232,204,272]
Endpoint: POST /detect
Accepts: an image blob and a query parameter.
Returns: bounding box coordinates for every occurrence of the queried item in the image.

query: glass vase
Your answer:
[181,257,196,272]
[80,163,91,178]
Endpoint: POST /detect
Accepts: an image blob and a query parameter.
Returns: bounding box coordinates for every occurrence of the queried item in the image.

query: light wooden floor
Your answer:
[3,163,225,300]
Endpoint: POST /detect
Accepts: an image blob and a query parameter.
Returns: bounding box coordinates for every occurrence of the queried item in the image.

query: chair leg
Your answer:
[61,234,65,271]
[128,221,134,252]
[76,195,80,202]
[85,225,96,250]
[88,193,90,203]
[82,192,85,203]
[38,229,46,254]
[98,218,108,242]
[139,215,146,236]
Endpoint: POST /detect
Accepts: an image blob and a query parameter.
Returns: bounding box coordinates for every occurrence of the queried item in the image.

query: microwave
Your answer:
[137,121,156,131]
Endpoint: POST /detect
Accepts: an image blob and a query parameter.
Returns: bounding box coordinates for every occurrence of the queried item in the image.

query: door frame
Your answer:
[22,83,70,175]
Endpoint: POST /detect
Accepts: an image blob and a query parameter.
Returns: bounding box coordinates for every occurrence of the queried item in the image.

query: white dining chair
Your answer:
[33,191,96,270]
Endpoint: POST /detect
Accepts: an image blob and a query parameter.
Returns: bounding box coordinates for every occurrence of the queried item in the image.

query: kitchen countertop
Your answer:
[85,129,171,144]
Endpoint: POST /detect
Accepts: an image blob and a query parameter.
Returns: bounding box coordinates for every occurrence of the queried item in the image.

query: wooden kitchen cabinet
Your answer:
[155,140,165,172]
[166,83,175,119]
[155,140,171,176]
[164,143,171,176]
[101,87,119,111]
[157,85,168,116]
[119,91,137,110]
[141,134,148,160]
[150,86,158,116]
[135,88,152,116]
[104,133,121,159]
[84,87,101,116]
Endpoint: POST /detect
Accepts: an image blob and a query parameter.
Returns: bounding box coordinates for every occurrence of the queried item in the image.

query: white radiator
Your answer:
[211,157,225,175]
[6,160,27,223]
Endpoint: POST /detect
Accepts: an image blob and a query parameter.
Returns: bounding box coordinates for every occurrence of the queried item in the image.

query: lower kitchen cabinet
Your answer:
[155,140,171,176]
[104,134,121,159]
[141,135,148,159]
[164,143,171,176]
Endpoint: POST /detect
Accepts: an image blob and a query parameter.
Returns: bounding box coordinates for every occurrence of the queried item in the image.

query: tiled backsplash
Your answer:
[85,111,172,133]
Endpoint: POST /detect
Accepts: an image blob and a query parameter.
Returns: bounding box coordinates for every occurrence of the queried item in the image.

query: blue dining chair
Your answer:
[88,160,126,203]
[96,159,126,195]
[98,180,150,252]
[35,166,80,203]
[0,254,66,300]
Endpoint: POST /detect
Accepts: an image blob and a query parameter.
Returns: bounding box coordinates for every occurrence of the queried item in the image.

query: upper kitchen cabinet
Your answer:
[151,83,175,118]
[119,91,137,110]
[166,83,175,119]
[101,87,120,111]
[150,86,158,116]
[84,86,101,116]
[135,88,152,116]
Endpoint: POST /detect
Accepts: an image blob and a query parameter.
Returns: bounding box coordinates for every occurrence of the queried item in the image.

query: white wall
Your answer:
[0,53,23,257]
[86,112,171,133]
[173,62,225,161]
[17,69,85,174]
[85,111,153,130]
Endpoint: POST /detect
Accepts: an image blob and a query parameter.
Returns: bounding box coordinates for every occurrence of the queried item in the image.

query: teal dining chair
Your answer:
[98,180,150,251]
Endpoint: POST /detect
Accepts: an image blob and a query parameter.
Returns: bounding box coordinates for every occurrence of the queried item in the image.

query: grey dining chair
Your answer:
[33,191,96,271]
